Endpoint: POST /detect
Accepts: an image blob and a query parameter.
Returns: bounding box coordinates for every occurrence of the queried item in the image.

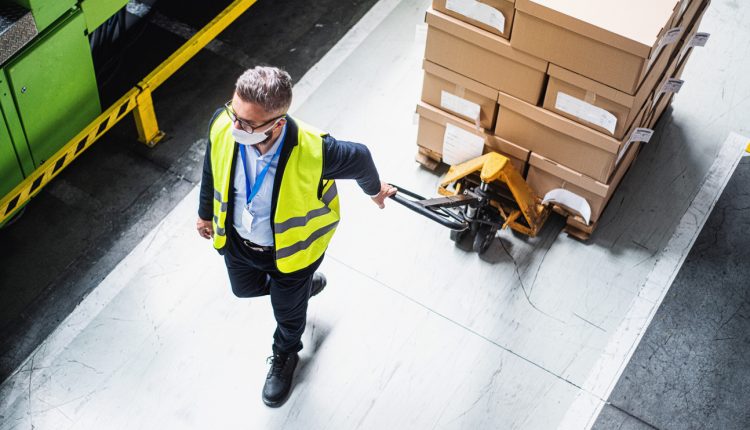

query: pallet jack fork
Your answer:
[389,152,552,254]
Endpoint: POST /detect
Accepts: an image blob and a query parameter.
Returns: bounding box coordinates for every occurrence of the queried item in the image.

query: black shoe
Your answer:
[311,272,327,297]
[262,347,299,407]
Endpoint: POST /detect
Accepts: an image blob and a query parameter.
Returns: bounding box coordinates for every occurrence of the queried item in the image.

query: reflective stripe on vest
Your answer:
[272,119,340,273]
[208,113,340,273]
[209,113,235,250]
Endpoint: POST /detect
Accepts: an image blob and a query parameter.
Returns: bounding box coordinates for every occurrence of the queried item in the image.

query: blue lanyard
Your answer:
[239,132,285,207]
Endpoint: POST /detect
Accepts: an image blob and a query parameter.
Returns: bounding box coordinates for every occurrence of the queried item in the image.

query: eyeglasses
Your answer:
[224,100,284,133]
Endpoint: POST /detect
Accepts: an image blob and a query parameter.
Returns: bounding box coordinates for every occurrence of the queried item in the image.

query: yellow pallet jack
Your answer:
[389,152,554,254]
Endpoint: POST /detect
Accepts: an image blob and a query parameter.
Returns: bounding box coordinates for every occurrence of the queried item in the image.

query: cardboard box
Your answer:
[646,0,708,128]
[424,8,548,105]
[647,47,693,128]
[543,63,659,139]
[673,0,709,29]
[512,0,684,94]
[526,139,642,224]
[495,91,647,183]
[673,0,710,66]
[421,60,498,130]
[432,0,515,39]
[541,0,706,141]
[416,102,529,171]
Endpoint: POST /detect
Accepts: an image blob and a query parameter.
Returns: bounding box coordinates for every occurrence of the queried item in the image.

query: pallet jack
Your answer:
[389,152,562,254]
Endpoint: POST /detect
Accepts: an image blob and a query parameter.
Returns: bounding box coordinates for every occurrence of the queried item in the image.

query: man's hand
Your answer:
[196,218,213,239]
[371,181,397,209]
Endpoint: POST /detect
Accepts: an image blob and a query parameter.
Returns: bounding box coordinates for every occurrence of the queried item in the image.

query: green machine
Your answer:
[0,0,127,223]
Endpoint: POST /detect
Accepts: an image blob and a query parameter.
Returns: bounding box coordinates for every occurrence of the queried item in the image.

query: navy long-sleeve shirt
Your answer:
[198,113,381,234]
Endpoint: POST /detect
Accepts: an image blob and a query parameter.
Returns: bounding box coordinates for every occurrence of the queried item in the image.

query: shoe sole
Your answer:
[262,395,287,408]
[262,385,292,408]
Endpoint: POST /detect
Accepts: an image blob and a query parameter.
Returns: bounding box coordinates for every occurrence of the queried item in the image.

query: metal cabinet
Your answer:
[80,0,129,32]
[9,0,77,32]
[0,108,24,199]
[4,9,101,167]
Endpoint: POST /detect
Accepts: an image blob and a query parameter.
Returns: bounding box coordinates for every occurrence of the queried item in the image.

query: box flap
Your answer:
[516,0,678,58]
[425,8,547,72]
[423,60,498,99]
[486,135,530,163]
[547,64,635,106]
[529,153,610,197]
[497,91,621,154]
[417,102,485,136]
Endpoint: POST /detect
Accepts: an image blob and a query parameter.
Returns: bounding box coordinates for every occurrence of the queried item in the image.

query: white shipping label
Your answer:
[440,91,482,122]
[555,92,618,135]
[659,78,685,95]
[688,32,711,48]
[617,128,654,165]
[442,123,485,165]
[446,0,506,32]
[629,128,654,144]
[649,27,683,69]
[660,27,683,47]
[543,189,592,225]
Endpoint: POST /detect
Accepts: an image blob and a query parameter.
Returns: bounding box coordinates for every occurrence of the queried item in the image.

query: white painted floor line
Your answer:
[289,0,403,114]
[558,132,749,430]
[0,0,403,410]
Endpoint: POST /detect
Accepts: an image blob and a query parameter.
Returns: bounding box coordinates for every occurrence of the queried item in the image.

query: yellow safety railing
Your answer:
[1,0,257,225]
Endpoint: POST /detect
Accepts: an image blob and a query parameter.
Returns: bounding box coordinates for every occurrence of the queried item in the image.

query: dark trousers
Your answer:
[224,228,322,353]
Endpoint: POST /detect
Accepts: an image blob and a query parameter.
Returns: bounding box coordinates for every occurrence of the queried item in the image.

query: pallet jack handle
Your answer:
[387,184,469,231]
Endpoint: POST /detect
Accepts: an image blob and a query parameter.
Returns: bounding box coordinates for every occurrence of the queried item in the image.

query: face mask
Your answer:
[231,118,281,146]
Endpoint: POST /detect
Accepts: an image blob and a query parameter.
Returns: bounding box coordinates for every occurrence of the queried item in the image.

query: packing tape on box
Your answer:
[454,84,466,98]
[584,90,597,104]
[542,189,592,225]
[446,0,506,33]
[617,127,654,165]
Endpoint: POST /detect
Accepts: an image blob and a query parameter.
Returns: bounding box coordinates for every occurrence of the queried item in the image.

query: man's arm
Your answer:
[322,135,380,195]
[322,135,397,208]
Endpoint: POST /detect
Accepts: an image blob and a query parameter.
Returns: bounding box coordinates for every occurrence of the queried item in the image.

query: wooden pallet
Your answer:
[415,147,442,171]
[551,205,596,241]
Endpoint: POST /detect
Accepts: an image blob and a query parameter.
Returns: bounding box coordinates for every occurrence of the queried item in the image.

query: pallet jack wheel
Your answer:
[472,225,496,254]
[449,229,468,244]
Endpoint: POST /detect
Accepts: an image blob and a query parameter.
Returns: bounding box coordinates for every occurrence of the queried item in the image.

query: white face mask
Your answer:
[231,118,282,146]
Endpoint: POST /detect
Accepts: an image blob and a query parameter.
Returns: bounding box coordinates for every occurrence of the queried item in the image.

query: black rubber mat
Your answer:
[593,157,750,430]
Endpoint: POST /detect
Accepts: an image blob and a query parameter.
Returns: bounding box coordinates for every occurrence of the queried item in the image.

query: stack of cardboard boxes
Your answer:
[416,0,710,235]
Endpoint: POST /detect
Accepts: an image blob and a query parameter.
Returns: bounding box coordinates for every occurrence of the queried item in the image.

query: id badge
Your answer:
[242,205,254,227]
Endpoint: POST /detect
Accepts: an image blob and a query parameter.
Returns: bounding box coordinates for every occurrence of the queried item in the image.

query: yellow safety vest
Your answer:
[209,111,340,273]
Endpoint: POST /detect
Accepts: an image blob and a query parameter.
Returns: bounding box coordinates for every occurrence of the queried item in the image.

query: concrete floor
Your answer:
[1,0,749,428]
[0,0,380,382]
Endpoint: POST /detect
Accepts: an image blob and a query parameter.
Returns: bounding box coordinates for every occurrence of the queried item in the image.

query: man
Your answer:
[196,66,396,407]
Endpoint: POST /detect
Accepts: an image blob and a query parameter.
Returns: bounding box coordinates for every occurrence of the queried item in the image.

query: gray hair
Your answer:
[234,66,293,115]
